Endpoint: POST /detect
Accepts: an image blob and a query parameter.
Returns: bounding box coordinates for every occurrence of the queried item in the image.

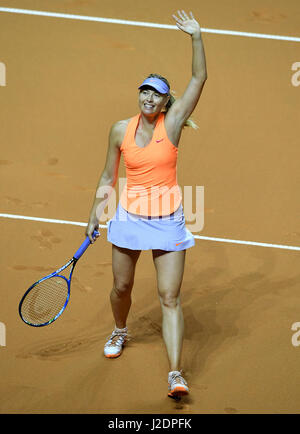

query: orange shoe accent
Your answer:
[168,386,189,398]
[104,352,121,359]
[176,242,183,246]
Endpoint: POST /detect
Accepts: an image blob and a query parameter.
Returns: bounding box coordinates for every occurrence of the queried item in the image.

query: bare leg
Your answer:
[152,249,186,371]
[110,244,141,328]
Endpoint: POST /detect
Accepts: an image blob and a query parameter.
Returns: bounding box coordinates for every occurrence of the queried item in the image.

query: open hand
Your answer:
[172,10,201,37]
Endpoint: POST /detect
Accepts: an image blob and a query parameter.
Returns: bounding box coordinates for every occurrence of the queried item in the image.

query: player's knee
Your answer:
[112,280,133,298]
[160,292,180,309]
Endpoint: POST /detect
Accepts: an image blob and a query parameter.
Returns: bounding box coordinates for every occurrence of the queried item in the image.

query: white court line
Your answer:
[1,213,299,251]
[0,7,300,42]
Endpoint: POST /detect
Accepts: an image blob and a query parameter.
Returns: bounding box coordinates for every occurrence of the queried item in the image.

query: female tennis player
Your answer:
[86,10,207,398]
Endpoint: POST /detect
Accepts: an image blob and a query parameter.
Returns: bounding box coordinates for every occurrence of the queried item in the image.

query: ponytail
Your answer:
[165,92,199,130]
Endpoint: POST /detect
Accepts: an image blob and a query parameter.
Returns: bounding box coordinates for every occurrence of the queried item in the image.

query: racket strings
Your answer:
[20,276,69,325]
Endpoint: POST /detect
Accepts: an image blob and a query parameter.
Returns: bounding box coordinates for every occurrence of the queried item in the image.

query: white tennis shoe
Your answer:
[104,328,129,358]
[168,370,189,397]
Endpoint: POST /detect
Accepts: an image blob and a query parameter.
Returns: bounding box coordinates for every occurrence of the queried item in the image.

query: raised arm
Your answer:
[165,10,207,131]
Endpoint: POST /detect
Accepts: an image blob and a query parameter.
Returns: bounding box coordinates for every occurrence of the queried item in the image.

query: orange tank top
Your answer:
[119,112,182,216]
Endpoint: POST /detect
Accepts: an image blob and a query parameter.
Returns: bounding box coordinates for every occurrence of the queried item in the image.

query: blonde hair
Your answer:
[145,73,198,130]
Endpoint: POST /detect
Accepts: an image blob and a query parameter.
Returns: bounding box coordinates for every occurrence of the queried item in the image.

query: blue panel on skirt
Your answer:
[107,201,195,251]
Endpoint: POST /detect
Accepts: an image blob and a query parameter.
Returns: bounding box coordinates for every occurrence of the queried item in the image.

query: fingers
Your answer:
[86,224,100,244]
[92,226,100,243]
[87,232,94,244]
[172,13,181,25]
[177,10,185,21]
[173,10,196,26]
[181,10,189,20]
[173,10,185,24]
[175,10,194,20]
[90,232,99,244]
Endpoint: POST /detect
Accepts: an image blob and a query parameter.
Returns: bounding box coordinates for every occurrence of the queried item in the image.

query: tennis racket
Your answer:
[19,230,99,327]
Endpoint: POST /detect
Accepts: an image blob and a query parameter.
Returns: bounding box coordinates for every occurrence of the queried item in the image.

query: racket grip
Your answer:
[73,230,99,260]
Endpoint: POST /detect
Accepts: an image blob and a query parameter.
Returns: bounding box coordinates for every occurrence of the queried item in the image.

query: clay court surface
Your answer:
[0,0,299,414]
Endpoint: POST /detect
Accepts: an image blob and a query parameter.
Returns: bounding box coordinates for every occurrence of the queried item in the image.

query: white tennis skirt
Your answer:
[107,201,195,251]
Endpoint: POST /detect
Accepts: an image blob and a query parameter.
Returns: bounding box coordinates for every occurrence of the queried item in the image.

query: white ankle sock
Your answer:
[114,326,128,333]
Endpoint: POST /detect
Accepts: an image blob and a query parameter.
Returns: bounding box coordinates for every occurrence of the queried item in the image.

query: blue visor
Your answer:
[138,77,170,94]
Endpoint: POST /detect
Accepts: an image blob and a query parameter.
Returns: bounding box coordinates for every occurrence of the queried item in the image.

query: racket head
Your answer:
[19,274,71,327]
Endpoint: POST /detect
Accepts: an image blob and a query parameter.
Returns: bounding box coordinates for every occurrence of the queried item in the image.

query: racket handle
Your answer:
[73,230,99,260]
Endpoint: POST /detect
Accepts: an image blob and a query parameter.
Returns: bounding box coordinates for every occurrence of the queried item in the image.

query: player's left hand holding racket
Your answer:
[19,230,100,327]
